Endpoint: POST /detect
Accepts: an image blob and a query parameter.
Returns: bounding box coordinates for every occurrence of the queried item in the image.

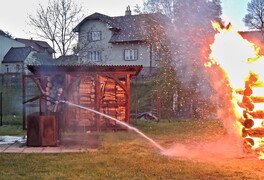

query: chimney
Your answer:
[125,6,131,16]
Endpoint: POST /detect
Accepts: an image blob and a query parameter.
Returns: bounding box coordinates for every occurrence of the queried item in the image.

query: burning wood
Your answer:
[208,22,264,159]
[248,110,264,119]
[243,119,254,128]
[250,96,264,103]
[243,128,264,138]
[242,96,254,111]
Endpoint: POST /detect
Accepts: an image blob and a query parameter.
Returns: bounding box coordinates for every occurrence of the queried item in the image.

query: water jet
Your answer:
[62,100,166,152]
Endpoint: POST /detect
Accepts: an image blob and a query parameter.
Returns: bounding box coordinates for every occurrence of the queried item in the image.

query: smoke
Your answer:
[162,136,245,160]
[155,0,223,118]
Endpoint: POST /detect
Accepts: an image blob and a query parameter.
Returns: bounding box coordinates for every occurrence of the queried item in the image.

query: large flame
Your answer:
[208,21,264,159]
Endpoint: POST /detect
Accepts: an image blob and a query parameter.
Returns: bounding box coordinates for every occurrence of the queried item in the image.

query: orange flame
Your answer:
[208,21,264,159]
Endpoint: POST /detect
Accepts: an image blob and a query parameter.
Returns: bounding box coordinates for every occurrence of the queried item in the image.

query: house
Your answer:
[2,47,37,73]
[0,33,25,73]
[73,6,172,77]
[0,30,55,74]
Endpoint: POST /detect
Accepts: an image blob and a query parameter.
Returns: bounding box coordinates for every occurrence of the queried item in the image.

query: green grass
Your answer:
[0,115,25,135]
[0,125,25,136]
[0,119,264,179]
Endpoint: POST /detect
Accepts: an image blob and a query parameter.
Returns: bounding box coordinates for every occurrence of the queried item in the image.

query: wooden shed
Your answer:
[23,64,142,133]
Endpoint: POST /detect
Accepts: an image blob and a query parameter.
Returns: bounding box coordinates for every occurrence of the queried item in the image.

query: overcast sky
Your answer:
[0,0,250,39]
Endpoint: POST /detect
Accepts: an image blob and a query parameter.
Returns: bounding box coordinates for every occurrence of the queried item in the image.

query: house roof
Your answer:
[73,12,171,43]
[32,54,80,65]
[0,29,12,38]
[15,38,55,54]
[3,47,35,63]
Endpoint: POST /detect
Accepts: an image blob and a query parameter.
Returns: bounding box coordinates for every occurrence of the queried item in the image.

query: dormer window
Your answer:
[88,31,101,41]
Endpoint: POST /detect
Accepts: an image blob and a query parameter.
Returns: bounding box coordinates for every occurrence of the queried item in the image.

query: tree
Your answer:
[28,0,83,57]
[142,0,175,20]
[243,0,264,30]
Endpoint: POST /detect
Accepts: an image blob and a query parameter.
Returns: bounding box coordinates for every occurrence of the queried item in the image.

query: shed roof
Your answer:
[27,64,143,76]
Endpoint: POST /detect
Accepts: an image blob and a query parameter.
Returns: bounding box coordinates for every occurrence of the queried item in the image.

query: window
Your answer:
[5,65,9,73]
[16,64,21,72]
[88,51,101,61]
[124,49,138,61]
[88,31,101,41]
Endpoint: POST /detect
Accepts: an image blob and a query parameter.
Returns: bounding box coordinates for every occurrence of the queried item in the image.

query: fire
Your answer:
[208,21,264,159]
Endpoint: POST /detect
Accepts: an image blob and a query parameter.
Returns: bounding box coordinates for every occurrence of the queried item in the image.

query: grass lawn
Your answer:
[0,119,264,179]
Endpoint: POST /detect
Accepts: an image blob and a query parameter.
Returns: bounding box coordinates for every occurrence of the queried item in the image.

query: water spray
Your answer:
[60,100,166,152]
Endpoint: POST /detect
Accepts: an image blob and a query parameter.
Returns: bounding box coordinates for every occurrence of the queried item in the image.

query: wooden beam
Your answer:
[22,75,26,130]
[105,74,128,92]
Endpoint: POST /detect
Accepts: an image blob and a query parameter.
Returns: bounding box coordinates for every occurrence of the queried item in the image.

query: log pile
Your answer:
[43,75,66,112]
[76,76,96,126]
[99,76,126,127]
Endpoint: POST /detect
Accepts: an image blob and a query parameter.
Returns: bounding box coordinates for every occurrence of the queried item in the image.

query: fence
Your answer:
[0,73,22,87]
[0,73,23,117]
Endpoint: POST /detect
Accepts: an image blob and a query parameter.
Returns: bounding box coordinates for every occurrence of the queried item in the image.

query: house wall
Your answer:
[0,35,25,73]
[77,20,156,68]
[1,62,22,73]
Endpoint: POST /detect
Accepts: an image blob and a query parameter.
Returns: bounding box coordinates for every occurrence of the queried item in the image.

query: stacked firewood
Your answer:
[44,75,65,112]
[76,76,96,126]
[240,73,264,153]
[100,78,126,124]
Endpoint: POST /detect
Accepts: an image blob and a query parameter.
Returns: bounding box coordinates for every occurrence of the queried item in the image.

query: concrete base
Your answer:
[0,136,98,153]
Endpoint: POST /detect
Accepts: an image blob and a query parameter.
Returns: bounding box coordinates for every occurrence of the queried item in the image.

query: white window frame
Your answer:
[88,31,101,41]
[88,51,102,62]
[124,49,138,61]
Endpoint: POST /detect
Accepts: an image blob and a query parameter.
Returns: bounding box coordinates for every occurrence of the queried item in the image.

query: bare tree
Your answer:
[141,0,175,20]
[243,0,264,30]
[28,0,83,57]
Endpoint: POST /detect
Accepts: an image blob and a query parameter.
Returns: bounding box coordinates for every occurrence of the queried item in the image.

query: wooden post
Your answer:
[135,77,138,125]
[151,90,162,123]
[157,90,161,123]
[95,74,100,131]
[0,92,2,126]
[126,74,131,124]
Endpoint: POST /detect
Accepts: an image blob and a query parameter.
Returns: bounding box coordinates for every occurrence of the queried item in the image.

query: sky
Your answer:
[0,0,250,39]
